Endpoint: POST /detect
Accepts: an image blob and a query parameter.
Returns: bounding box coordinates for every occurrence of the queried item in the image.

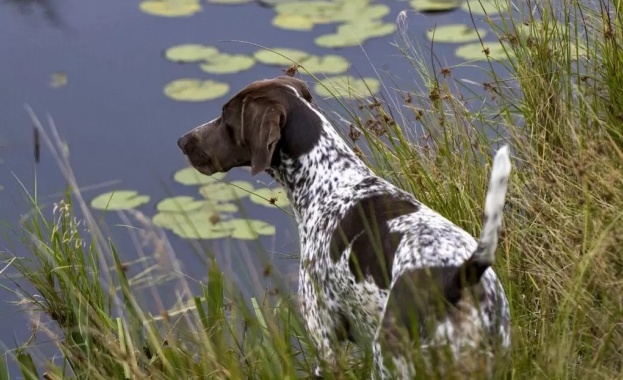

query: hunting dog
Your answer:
[177,76,511,379]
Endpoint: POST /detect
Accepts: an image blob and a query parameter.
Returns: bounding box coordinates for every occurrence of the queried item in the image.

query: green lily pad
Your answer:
[272,1,385,30]
[314,76,381,98]
[153,211,233,239]
[426,24,488,43]
[299,55,350,75]
[164,79,229,101]
[50,72,67,88]
[272,13,315,30]
[455,42,514,61]
[140,0,201,17]
[199,181,255,201]
[254,49,349,74]
[153,213,275,240]
[156,196,205,212]
[274,1,342,19]
[314,21,396,48]
[199,54,256,74]
[249,188,289,208]
[461,0,506,15]
[254,48,311,66]
[207,0,252,3]
[227,219,276,240]
[410,0,463,12]
[91,190,150,211]
[157,195,238,213]
[164,44,219,63]
[173,167,226,185]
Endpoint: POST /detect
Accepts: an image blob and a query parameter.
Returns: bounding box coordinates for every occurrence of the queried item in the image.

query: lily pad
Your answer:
[299,55,350,74]
[157,195,237,213]
[165,44,219,63]
[156,196,206,212]
[249,188,290,208]
[426,24,488,43]
[227,219,276,240]
[314,76,381,98]
[164,79,229,101]
[455,42,514,61]
[173,167,226,185]
[461,0,506,15]
[207,0,252,3]
[199,54,256,74]
[91,190,150,211]
[272,13,315,30]
[274,1,343,19]
[50,72,67,88]
[410,0,463,12]
[139,0,201,17]
[153,211,233,239]
[153,213,275,240]
[254,48,311,66]
[314,21,396,48]
[272,1,386,30]
[199,181,255,201]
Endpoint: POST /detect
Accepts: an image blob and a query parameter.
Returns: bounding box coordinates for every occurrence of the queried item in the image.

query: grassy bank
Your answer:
[2,0,623,378]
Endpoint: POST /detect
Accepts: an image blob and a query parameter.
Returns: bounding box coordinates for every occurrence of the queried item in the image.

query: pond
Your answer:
[0,0,510,371]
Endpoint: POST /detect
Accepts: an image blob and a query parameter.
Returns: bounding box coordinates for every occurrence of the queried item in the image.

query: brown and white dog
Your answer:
[177,76,511,379]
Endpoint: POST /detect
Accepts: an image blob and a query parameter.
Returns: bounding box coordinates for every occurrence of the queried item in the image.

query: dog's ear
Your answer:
[241,97,286,175]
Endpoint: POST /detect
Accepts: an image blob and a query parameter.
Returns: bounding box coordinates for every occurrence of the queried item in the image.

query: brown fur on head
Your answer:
[177,76,314,176]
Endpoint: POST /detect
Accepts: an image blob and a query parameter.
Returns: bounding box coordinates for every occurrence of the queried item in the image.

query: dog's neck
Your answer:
[268,110,373,222]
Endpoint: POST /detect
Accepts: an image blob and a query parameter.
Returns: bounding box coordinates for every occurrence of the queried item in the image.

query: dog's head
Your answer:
[177,76,314,176]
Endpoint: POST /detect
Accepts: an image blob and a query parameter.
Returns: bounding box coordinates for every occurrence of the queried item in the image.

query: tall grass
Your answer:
[2,0,623,378]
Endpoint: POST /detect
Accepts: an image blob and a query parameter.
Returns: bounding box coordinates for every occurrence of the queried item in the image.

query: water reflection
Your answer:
[2,0,63,26]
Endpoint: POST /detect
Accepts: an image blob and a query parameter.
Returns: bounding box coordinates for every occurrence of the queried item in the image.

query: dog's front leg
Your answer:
[300,267,341,378]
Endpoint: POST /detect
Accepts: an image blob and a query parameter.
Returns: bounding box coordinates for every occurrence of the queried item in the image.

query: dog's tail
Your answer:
[447,146,511,299]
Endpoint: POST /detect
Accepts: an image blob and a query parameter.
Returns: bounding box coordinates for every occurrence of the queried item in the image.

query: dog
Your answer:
[177,76,511,379]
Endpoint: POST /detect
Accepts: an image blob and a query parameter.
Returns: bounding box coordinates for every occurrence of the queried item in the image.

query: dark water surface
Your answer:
[0,0,493,373]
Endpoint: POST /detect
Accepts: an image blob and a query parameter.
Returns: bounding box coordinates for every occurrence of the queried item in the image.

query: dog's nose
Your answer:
[177,134,190,153]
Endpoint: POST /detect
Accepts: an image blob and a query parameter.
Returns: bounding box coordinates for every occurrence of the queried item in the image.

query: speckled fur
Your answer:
[178,78,511,379]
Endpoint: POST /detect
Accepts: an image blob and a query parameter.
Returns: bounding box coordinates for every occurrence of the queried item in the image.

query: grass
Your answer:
[2,0,623,378]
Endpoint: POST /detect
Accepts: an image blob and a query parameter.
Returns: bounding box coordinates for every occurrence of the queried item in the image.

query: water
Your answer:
[0,0,496,373]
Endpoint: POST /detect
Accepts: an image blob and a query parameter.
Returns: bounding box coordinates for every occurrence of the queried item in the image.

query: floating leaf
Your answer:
[272,1,386,30]
[153,211,233,239]
[199,54,256,74]
[455,42,514,61]
[254,48,311,66]
[314,21,396,48]
[91,190,150,211]
[272,13,315,30]
[461,0,506,15]
[207,0,252,3]
[299,55,350,74]
[174,167,226,185]
[254,49,349,74]
[274,1,342,19]
[140,0,201,17]
[314,76,381,98]
[164,79,229,101]
[410,0,463,12]
[153,213,274,240]
[249,188,289,208]
[50,72,67,88]
[156,196,206,212]
[426,24,488,43]
[199,181,255,201]
[227,219,276,239]
[165,44,219,63]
